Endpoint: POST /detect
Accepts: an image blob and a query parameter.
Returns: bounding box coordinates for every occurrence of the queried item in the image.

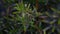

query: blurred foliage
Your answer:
[0,0,60,34]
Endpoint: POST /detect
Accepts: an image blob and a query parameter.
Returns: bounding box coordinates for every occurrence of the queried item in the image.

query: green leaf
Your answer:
[52,27,55,32]
[58,18,60,24]
[51,8,60,14]
[23,26,26,32]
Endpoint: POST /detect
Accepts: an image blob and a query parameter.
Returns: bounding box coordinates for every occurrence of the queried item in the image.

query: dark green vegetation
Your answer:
[0,0,60,34]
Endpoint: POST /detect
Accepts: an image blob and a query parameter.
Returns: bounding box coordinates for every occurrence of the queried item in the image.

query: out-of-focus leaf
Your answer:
[30,21,34,26]
[23,26,26,32]
[52,27,55,32]
[51,8,60,14]
[58,18,60,24]
[50,21,55,24]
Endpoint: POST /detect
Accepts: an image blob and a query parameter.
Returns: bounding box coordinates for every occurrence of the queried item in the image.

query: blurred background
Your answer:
[0,0,60,34]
